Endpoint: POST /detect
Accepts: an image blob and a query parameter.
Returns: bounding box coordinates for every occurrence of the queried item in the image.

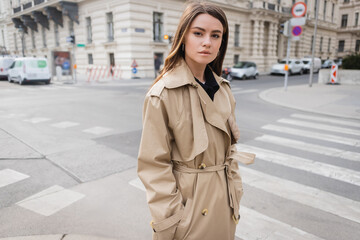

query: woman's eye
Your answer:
[212,34,220,39]
[194,32,202,36]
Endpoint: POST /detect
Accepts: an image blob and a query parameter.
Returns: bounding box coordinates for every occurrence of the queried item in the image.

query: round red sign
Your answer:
[292,2,307,18]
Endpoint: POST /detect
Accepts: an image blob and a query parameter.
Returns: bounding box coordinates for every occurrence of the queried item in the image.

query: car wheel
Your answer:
[19,77,24,85]
[253,74,257,79]
[288,70,292,76]
[8,75,12,83]
[45,79,50,84]
[241,75,246,80]
[299,69,303,75]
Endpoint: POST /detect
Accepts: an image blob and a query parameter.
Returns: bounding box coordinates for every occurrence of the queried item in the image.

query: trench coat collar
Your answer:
[162,58,232,143]
[162,58,228,89]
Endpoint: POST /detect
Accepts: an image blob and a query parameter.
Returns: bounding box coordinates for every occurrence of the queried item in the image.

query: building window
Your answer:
[263,2,266,8]
[54,23,59,47]
[344,0,350,3]
[1,30,5,48]
[14,33,18,51]
[331,3,334,22]
[86,17,92,43]
[314,0,317,12]
[31,29,35,49]
[106,12,114,42]
[355,13,359,27]
[320,37,323,52]
[233,54,239,64]
[328,38,331,52]
[338,40,345,52]
[323,1,327,21]
[153,12,163,42]
[341,14,348,28]
[234,24,240,47]
[88,53,93,64]
[69,19,74,35]
[355,40,360,52]
[42,26,46,48]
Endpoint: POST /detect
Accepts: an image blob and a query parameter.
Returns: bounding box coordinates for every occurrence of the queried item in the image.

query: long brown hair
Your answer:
[153,1,229,85]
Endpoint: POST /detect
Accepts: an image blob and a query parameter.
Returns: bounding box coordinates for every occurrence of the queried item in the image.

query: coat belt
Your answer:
[173,161,240,224]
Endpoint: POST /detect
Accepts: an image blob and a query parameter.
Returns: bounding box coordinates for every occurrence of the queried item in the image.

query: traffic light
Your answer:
[163,34,173,44]
[70,34,75,44]
[279,21,290,37]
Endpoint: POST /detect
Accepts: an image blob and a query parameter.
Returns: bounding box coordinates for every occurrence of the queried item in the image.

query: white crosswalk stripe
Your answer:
[0,169,29,188]
[255,135,360,162]
[23,117,51,124]
[16,185,85,216]
[262,124,360,147]
[232,89,258,94]
[236,207,324,240]
[278,118,360,136]
[236,144,360,186]
[239,166,360,224]
[291,113,360,128]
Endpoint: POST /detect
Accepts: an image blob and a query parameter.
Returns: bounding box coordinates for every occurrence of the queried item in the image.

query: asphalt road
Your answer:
[0,73,359,240]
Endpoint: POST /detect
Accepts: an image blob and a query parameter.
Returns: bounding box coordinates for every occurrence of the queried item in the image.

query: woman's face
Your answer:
[184,13,223,66]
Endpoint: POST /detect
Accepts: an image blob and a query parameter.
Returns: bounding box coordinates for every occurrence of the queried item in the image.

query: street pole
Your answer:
[309,0,320,87]
[19,27,25,57]
[72,44,77,84]
[284,36,291,91]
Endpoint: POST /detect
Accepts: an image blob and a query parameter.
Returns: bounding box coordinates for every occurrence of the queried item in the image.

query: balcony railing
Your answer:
[23,2,32,10]
[13,6,21,14]
[35,0,45,5]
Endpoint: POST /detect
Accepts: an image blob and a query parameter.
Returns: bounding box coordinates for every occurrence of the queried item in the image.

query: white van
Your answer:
[302,57,321,73]
[0,56,15,80]
[8,57,51,85]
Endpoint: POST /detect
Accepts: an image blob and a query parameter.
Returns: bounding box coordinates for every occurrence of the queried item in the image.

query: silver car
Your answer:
[271,59,304,75]
[229,61,259,80]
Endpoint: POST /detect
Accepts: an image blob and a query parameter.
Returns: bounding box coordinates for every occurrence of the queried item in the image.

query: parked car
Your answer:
[8,57,51,85]
[270,59,304,75]
[335,58,343,67]
[222,61,258,80]
[302,57,321,73]
[0,56,15,80]
[321,59,335,68]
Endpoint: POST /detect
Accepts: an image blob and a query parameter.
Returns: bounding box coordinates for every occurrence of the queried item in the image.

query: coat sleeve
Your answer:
[137,93,184,240]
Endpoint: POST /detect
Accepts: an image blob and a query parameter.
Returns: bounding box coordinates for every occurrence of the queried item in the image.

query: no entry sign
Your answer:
[292,2,307,18]
[292,26,303,36]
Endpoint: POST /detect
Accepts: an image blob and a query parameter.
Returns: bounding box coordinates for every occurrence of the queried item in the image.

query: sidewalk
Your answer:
[259,83,360,120]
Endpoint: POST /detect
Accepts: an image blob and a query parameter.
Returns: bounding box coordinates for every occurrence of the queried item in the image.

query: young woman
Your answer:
[138,2,255,240]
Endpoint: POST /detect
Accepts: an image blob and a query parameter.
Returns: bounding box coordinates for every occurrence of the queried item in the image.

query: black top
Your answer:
[195,66,220,101]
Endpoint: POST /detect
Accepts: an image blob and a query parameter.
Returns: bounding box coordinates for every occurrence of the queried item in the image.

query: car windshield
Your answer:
[279,60,287,64]
[303,61,309,64]
[233,62,249,68]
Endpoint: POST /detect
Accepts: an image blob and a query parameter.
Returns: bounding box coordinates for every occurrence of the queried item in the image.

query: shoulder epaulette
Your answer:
[148,79,165,97]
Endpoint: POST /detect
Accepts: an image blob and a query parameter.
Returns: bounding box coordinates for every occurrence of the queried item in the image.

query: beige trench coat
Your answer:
[138,59,255,240]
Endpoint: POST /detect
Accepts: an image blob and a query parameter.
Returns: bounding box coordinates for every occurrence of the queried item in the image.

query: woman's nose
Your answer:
[202,36,211,47]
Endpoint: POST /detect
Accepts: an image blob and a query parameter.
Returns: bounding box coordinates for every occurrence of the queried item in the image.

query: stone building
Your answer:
[0,0,356,79]
[337,0,360,59]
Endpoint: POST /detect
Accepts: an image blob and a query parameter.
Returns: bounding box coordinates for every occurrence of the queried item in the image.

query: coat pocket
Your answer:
[174,198,193,240]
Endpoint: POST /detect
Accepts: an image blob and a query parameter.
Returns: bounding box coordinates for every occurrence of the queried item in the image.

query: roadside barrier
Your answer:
[84,65,123,82]
[329,63,339,85]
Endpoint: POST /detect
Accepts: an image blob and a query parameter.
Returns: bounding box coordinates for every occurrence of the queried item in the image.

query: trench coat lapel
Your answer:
[163,59,232,142]
[196,74,232,139]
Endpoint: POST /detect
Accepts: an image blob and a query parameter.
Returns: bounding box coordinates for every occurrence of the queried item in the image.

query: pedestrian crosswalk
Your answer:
[0,169,84,216]
[129,112,360,239]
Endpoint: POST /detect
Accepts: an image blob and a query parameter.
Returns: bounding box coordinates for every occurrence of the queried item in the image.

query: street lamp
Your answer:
[18,26,25,57]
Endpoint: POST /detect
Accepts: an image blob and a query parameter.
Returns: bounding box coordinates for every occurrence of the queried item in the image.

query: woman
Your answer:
[138,2,255,240]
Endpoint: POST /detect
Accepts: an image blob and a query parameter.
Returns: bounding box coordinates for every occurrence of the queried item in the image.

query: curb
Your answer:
[258,87,360,120]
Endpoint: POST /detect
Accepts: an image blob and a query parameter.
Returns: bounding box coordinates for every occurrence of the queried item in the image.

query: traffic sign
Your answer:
[77,44,85,47]
[292,2,307,18]
[131,60,138,68]
[290,17,306,26]
[292,26,303,36]
[132,68,137,74]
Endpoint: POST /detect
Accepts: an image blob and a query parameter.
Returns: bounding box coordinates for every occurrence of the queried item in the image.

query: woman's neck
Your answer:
[185,57,206,83]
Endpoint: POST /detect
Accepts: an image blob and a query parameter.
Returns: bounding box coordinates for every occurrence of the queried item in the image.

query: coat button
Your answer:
[201,209,208,216]
[198,163,206,169]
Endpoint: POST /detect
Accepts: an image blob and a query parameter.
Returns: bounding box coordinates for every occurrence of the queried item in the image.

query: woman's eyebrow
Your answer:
[191,26,222,33]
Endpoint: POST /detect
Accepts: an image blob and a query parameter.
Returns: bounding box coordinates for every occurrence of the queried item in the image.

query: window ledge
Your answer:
[234,46,243,50]
[85,43,95,49]
[102,41,117,47]
[151,41,168,47]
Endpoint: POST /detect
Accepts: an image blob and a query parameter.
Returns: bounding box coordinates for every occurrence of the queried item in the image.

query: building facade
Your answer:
[0,0,357,79]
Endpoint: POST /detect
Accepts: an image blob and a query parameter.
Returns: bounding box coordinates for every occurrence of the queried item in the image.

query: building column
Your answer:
[252,20,260,56]
[258,20,264,56]
[271,22,278,57]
